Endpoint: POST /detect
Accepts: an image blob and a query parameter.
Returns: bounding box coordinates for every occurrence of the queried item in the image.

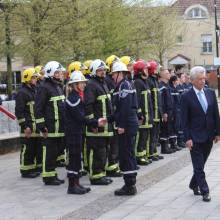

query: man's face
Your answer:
[54,70,63,81]
[192,72,206,90]
[160,69,171,80]
[30,76,37,86]
[180,73,186,83]
[96,68,106,78]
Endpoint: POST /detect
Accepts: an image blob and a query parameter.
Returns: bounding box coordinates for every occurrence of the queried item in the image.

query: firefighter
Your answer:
[120,56,134,73]
[110,61,138,196]
[133,60,153,165]
[147,61,164,161]
[15,68,42,178]
[84,59,114,185]
[35,61,66,185]
[159,69,181,153]
[105,55,121,177]
[65,70,107,194]
[83,60,93,80]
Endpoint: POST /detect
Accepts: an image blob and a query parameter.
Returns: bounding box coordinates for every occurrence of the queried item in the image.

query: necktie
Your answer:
[197,91,207,113]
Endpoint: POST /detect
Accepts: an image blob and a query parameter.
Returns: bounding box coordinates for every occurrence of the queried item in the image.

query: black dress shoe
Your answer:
[114,185,137,196]
[149,156,159,161]
[203,193,211,202]
[157,155,164,160]
[192,188,201,196]
[21,172,40,178]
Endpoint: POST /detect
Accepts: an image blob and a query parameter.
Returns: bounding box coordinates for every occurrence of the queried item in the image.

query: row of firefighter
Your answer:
[15,55,191,195]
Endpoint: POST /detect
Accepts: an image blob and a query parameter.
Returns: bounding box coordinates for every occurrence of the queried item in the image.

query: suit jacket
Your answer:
[181,87,220,143]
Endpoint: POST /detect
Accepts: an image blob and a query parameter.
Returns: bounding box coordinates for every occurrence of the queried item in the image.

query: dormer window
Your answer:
[184,5,208,19]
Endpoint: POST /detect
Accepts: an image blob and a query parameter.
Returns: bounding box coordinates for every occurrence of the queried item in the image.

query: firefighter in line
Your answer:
[159,68,182,154]
[109,61,139,195]
[15,68,42,178]
[35,61,66,185]
[84,59,114,185]
[133,60,154,165]
[104,54,122,177]
[65,70,107,194]
[147,61,164,161]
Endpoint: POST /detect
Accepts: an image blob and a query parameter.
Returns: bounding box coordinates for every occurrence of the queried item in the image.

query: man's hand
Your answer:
[98,118,107,127]
[118,128,125,134]
[162,113,168,122]
[24,127,32,138]
[214,136,220,143]
[91,128,98,133]
[42,127,48,139]
[186,139,193,150]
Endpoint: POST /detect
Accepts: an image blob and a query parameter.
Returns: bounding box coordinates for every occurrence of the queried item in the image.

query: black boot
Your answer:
[114,185,137,196]
[137,157,151,166]
[21,172,40,178]
[55,176,65,184]
[106,170,123,177]
[90,176,113,185]
[44,177,61,185]
[170,138,182,151]
[161,140,173,154]
[67,177,87,194]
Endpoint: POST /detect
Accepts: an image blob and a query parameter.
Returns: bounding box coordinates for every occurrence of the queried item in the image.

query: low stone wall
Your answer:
[0,101,20,153]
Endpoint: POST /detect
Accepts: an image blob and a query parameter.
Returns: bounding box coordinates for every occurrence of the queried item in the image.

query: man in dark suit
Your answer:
[181,66,220,202]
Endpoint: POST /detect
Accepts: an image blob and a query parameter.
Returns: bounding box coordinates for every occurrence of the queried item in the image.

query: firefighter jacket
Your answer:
[159,81,174,116]
[64,90,98,135]
[84,76,114,137]
[35,78,65,138]
[112,78,139,135]
[134,76,153,129]
[15,83,39,137]
[105,74,116,96]
[147,75,162,122]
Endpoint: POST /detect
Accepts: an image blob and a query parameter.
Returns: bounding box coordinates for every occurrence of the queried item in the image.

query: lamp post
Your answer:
[214,0,220,96]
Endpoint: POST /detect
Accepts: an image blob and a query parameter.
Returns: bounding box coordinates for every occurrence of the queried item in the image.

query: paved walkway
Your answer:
[0,144,220,220]
[97,146,220,220]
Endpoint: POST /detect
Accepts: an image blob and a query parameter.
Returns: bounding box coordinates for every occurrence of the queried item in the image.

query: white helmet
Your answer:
[112,61,128,73]
[44,61,65,78]
[90,59,106,76]
[68,71,88,84]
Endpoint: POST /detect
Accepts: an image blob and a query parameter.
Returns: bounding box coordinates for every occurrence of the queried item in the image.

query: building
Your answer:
[167,0,220,78]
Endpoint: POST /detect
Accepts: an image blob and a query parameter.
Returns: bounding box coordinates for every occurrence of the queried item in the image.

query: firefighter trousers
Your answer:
[20,137,42,174]
[42,137,63,181]
[118,132,137,186]
[66,134,82,178]
[150,122,160,157]
[87,137,110,180]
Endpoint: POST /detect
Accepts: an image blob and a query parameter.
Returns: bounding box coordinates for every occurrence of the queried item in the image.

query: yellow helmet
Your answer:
[34,65,43,74]
[68,61,85,74]
[22,68,38,83]
[105,55,120,71]
[120,56,134,66]
[83,60,93,75]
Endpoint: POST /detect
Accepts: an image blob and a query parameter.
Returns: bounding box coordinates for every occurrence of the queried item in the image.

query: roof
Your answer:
[169,54,191,65]
[172,0,220,15]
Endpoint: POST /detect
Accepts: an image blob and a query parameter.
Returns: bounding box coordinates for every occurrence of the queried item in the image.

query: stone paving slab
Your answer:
[0,146,190,220]
[96,144,220,220]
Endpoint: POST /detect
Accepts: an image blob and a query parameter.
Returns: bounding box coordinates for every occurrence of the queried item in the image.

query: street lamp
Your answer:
[214,0,220,96]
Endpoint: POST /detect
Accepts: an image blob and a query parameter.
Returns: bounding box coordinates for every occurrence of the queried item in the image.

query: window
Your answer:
[201,35,212,53]
[185,5,208,19]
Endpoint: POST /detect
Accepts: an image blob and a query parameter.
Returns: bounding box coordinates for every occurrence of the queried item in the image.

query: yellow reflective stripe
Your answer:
[153,119,160,122]
[139,124,153,129]
[152,88,159,120]
[18,118,25,124]
[49,95,65,102]
[57,154,65,161]
[36,164,42,168]
[105,163,119,171]
[89,149,93,178]
[146,131,150,157]
[136,151,146,157]
[27,101,36,133]
[47,133,64,137]
[36,118,45,123]
[97,94,111,101]
[20,133,40,137]
[83,140,88,168]
[86,131,113,137]
[137,108,142,113]
[20,144,36,171]
[85,114,94,120]
[42,146,57,177]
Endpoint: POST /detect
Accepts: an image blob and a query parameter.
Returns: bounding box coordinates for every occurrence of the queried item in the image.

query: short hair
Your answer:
[190,66,206,80]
